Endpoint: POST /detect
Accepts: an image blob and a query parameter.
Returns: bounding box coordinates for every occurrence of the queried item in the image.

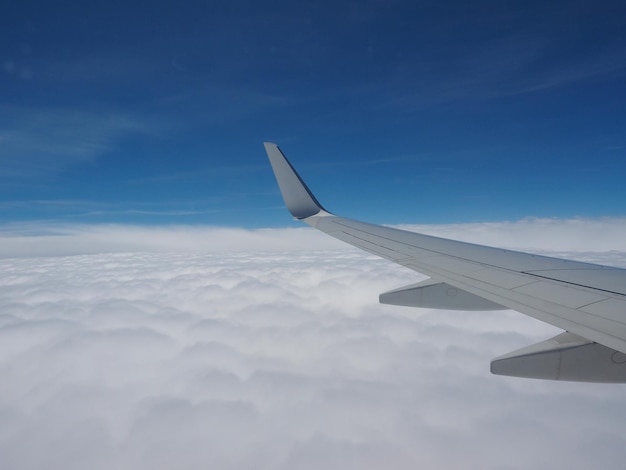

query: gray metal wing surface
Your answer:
[264,142,626,382]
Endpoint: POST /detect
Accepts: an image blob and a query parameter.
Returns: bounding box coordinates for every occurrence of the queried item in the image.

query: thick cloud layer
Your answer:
[1,220,626,469]
[3,216,626,258]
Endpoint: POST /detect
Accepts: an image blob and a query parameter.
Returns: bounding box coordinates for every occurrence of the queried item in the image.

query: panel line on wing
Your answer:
[410,260,626,348]
[521,272,626,298]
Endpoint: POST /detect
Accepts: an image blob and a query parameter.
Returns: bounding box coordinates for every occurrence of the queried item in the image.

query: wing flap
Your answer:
[580,298,626,324]
[512,281,607,309]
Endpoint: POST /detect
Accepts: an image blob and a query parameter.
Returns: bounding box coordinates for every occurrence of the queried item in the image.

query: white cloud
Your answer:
[1,219,626,469]
[398,217,626,255]
[0,223,345,258]
[3,216,626,261]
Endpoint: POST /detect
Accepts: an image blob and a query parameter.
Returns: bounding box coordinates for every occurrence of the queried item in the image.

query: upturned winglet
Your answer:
[264,142,328,219]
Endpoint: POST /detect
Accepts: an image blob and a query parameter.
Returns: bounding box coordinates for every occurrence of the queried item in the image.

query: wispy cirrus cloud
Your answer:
[0,106,157,183]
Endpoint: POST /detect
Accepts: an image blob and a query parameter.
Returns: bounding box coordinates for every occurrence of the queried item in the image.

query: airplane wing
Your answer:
[264,142,626,382]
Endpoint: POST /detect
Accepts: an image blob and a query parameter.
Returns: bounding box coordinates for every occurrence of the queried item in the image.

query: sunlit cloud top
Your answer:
[2,219,626,469]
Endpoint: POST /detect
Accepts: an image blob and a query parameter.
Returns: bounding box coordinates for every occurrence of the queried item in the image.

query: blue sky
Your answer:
[2,0,625,228]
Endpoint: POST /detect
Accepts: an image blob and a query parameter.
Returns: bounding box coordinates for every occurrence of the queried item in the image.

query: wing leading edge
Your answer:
[264,142,626,382]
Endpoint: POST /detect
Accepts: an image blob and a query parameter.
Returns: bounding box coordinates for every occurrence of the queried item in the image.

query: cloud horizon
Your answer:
[3,216,626,259]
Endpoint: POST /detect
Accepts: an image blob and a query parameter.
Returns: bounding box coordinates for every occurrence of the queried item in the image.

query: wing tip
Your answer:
[264,142,328,219]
